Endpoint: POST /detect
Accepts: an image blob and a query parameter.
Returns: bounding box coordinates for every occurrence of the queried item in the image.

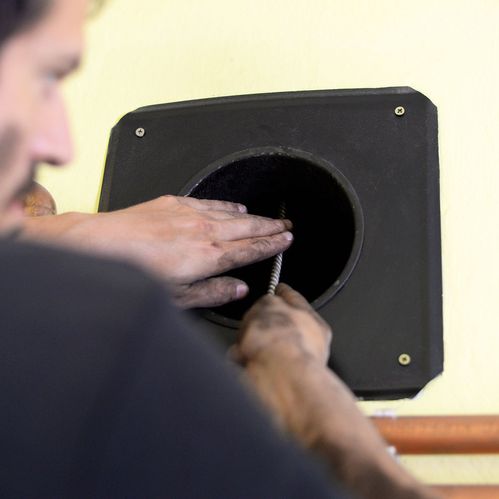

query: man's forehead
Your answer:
[24,0,87,60]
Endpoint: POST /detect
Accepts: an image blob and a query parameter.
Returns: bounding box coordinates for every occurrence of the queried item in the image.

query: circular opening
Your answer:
[182,147,363,328]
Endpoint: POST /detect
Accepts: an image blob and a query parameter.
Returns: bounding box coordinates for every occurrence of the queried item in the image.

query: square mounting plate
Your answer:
[99,87,443,400]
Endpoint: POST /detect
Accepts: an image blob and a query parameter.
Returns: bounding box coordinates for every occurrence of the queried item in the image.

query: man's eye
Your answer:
[44,72,58,84]
[40,72,58,96]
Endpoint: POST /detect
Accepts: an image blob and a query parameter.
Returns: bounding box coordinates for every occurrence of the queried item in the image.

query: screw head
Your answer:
[135,127,145,138]
[394,106,405,117]
[398,353,412,366]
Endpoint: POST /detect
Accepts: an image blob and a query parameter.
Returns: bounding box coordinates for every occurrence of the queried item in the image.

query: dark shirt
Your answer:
[0,239,349,498]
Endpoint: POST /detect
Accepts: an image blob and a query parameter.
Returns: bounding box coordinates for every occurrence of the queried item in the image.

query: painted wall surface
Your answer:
[38,0,499,485]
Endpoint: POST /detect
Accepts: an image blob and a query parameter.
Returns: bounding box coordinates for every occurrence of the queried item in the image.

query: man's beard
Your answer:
[14,164,37,202]
[0,126,36,204]
[0,126,37,237]
[0,126,20,173]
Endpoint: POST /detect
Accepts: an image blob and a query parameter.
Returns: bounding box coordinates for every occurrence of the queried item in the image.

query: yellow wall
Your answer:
[38,0,499,485]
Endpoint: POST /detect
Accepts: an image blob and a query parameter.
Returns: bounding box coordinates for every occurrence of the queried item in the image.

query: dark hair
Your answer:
[0,0,106,48]
[0,0,52,48]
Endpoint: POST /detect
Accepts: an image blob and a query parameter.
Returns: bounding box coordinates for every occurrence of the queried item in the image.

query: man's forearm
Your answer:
[244,353,440,499]
[18,197,294,309]
[21,212,89,241]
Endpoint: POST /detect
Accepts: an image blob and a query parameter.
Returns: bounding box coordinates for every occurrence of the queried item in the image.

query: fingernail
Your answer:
[236,284,249,298]
[238,204,248,213]
[283,231,294,241]
[283,219,293,230]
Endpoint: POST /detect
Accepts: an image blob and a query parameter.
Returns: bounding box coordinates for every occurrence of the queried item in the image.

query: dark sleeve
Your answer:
[0,241,350,499]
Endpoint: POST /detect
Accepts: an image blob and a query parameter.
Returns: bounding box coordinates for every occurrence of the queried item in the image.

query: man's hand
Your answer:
[233,283,333,433]
[21,195,293,308]
[235,284,440,499]
[235,283,331,367]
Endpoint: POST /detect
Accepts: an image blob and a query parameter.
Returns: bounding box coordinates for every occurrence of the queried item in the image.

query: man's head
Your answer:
[0,0,88,233]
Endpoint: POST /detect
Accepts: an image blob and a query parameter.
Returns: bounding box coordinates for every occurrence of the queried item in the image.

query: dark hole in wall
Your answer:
[188,152,358,325]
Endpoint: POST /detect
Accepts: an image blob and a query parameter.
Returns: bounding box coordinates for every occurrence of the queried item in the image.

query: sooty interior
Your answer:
[189,153,356,323]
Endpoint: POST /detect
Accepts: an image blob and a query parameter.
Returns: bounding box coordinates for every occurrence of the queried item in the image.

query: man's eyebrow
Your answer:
[54,54,82,77]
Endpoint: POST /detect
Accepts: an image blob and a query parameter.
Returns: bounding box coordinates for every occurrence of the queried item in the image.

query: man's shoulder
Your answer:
[0,237,161,292]
[0,238,170,332]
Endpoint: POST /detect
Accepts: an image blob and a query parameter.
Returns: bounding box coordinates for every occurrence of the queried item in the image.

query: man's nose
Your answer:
[31,93,74,167]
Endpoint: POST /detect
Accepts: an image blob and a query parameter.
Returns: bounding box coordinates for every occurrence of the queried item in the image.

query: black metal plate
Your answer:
[99,87,443,400]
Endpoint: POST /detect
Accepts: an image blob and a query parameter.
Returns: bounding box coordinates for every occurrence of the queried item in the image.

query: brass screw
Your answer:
[398,353,412,366]
[135,127,146,138]
[394,106,405,117]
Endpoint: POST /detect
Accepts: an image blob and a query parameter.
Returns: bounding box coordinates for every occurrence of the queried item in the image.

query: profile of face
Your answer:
[0,0,87,234]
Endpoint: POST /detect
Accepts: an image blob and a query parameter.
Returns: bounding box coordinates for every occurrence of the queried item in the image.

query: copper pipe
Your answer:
[371,416,499,454]
[432,485,499,498]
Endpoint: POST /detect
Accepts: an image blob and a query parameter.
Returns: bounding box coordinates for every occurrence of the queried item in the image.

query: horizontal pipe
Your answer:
[371,416,499,454]
[432,485,499,498]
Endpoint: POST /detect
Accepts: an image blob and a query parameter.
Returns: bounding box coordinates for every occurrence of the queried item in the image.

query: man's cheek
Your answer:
[0,127,22,172]
[0,183,25,235]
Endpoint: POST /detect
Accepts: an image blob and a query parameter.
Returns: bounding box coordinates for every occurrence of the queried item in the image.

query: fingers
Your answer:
[216,232,293,274]
[277,283,331,328]
[179,197,293,239]
[240,283,332,365]
[213,215,293,241]
[172,277,249,309]
[176,196,247,214]
[177,196,293,236]
[275,283,315,313]
[240,293,278,328]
